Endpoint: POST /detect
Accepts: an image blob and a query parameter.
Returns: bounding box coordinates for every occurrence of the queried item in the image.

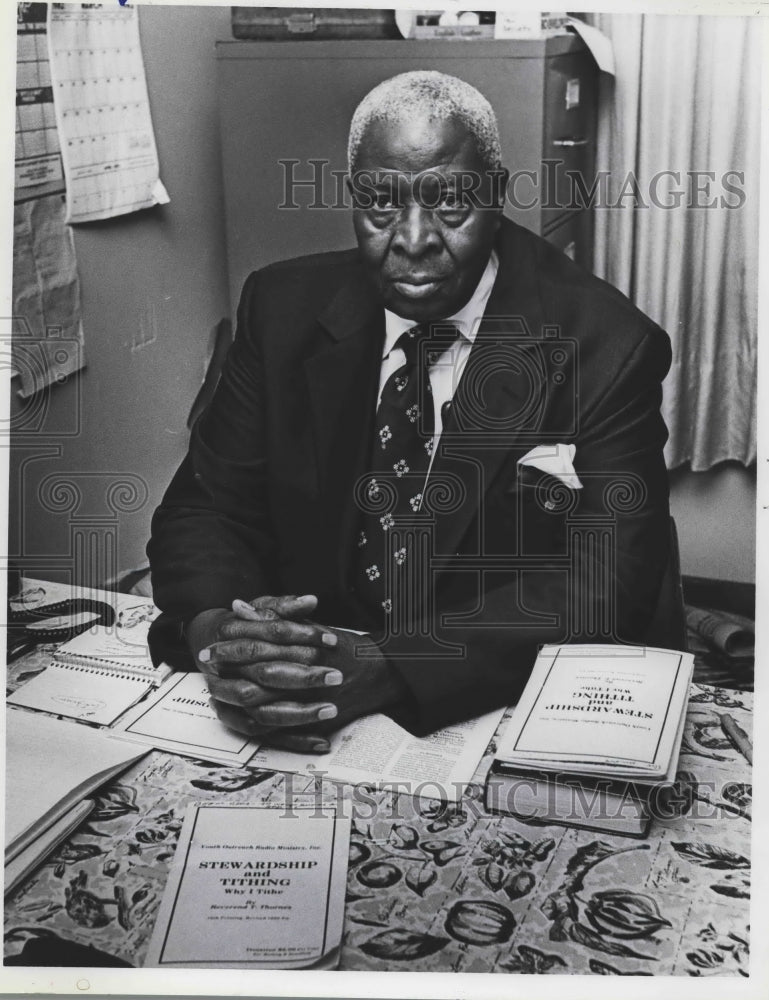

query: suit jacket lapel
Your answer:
[429,219,549,558]
[303,220,552,593]
[304,267,384,596]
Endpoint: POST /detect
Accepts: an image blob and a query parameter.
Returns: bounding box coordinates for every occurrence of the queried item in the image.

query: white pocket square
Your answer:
[517,443,583,489]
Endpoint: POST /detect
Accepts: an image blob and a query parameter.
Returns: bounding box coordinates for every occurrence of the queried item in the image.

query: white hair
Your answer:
[348,70,502,173]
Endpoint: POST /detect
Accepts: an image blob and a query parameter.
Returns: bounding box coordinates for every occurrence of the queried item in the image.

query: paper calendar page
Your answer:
[15,3,63,193]
[47,3,169,222]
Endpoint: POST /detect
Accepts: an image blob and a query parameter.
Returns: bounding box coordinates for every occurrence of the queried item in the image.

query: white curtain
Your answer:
[587,14,759,470]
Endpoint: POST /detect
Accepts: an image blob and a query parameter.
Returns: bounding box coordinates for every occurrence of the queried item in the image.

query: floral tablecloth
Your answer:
[5,671,751,977]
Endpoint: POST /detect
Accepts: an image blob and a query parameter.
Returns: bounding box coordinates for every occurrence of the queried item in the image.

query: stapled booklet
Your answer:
[145,804,350,969]
[494,644,694,778]
[111,671,259,765]
[485,644,694,836]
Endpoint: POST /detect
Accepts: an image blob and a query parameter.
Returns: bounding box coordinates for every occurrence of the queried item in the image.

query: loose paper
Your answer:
[145,805,350,969]
[13,7,86,394]
[12,193,85,397]
[494,11,543,39]
[47,3,169,223]
[567,17,616,76]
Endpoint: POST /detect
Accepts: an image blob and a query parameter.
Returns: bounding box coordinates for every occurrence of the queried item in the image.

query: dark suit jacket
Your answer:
[148,218,672,735]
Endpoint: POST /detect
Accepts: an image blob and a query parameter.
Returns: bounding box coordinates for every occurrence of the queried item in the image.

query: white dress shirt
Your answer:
[379,251,499,465]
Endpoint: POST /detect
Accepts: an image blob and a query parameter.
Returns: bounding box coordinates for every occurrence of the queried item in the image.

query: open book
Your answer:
[5,709,147,868]
[251,705,504,802]
[5,800,94,897]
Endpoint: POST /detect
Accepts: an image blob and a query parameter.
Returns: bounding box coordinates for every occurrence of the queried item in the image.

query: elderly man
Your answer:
[148,71,672,752]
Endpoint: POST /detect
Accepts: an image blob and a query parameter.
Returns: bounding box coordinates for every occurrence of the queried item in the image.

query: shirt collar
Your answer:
[382,250,499,358]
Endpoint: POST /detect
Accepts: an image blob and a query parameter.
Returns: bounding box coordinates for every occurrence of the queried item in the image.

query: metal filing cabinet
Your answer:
[217,37,598,313]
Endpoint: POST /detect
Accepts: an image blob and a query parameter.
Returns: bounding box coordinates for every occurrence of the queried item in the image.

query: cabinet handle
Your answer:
[552,138,589,148]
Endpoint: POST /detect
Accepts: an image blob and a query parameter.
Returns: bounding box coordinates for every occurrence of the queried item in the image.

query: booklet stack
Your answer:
[486,644,694,837]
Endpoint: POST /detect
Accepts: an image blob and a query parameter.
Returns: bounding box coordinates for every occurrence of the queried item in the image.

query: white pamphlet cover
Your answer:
[112,672,259,766]
[145,805,350,969]
[496,644,693,777]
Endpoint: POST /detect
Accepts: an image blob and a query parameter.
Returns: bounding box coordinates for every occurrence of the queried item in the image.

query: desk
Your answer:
[5,589,752,975]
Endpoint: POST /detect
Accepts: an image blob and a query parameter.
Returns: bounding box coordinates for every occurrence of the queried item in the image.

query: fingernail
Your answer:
[324,670,343,686]
[232,598,259,618]
[198,648,211,663]
[312,741,330,753]
[297,594,316,602]
[322,632,338,647]
[318,705,338,720]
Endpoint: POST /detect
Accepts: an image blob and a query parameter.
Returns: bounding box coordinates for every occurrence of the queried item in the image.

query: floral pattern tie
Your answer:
[355,325,437,621]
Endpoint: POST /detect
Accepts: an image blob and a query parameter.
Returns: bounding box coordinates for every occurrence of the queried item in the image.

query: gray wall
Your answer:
[669,463,756,584]
[10,5,232,585]
[9,5,756,587]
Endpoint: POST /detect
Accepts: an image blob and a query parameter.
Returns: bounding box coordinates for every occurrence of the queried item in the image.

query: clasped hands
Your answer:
[187,595,404,753]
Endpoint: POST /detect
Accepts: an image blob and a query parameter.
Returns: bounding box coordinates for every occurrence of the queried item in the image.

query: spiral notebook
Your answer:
[7,606,172,727]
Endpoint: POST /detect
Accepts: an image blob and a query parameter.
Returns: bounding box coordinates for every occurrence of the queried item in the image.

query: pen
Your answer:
[719,713,752,765]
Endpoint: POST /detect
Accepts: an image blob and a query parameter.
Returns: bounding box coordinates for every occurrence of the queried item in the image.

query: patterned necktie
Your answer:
[354,324,437,621]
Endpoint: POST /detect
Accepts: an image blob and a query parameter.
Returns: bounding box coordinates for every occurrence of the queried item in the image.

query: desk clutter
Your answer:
[4,579,752,974]
[687,604,755,693]
[7,595,170,727]
[230,9,572,42]
[6,580,504,788]
[4,688,751,974]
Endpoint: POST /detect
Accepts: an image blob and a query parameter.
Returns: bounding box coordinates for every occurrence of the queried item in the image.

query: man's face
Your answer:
[349,115,507,323]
